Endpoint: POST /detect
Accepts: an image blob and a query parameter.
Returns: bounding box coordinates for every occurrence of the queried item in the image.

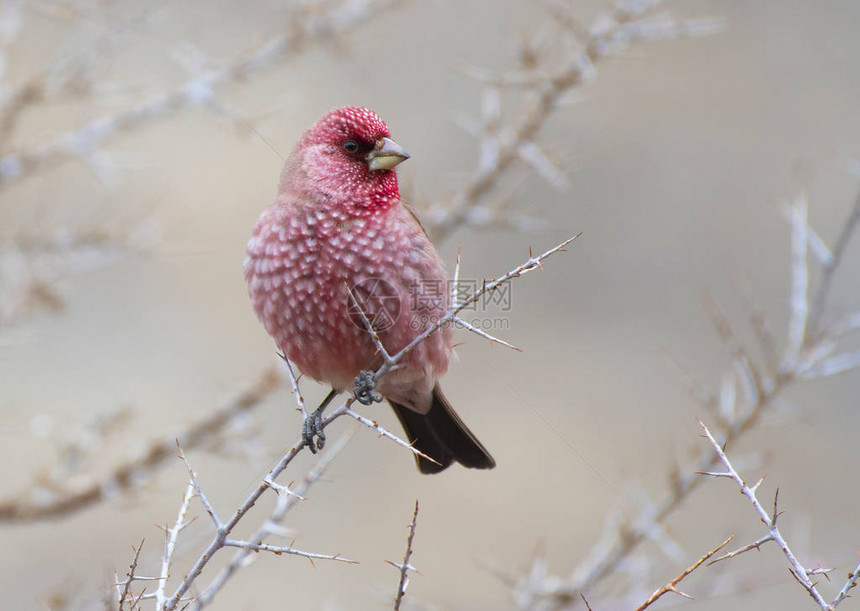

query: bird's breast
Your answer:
[245,201,450,388]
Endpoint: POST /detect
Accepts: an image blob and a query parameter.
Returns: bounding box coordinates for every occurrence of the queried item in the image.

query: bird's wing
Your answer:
[401,200,430,238]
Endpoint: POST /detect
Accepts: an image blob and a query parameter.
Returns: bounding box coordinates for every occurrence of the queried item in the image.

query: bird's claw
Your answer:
[354,370,382,406]
[302,408,326,453]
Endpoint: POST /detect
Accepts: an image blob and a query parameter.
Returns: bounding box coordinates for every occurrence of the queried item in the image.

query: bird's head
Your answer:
[280,106,410,215]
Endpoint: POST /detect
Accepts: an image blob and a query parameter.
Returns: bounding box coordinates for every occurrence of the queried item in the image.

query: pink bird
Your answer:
[245,106,495,473]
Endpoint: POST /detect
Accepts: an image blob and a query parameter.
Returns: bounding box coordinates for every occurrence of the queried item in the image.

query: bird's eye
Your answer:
[343,140,359,153]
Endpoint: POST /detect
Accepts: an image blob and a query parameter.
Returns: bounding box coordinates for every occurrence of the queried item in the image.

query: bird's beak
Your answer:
[366,137,410,172]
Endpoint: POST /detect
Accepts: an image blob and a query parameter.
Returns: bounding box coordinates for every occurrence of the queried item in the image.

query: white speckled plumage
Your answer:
[245,107,494,472]
[244,107,451,411]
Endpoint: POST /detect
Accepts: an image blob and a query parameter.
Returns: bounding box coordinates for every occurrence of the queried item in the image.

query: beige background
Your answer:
[2,0,860,609]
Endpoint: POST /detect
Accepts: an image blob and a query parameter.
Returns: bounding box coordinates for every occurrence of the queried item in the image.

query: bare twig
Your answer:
[345,281,395,364]
[698,420,833,609]
[117,540,145,611]
[162,436,306,610]
[708,535,774,566]
[786,194,810,364]
[153,480,195,610]
[390,500,420,611]
[344,408,441,468]
[832,558,860,608]
[635,536,733,610]
[808,189,860,339]
[374,234,580,383]
[177,446,223,532]
[183,432,355,610]
[280,354,309,420]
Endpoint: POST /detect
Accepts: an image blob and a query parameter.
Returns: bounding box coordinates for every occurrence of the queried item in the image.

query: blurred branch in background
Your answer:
[0,222,156,325]
[0,2,164,153]
[0,0,405,327]
[0,368,280,523]
[510,183,860,609]
[423,0,723,242]
[0,0,403,186]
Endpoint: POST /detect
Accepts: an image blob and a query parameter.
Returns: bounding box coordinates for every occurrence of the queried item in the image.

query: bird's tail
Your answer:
[389,386,496,474]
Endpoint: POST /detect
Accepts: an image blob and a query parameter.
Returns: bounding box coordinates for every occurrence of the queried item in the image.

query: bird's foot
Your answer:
[301,389,338,453]
[354,370,383,406]
[302,407,326,453]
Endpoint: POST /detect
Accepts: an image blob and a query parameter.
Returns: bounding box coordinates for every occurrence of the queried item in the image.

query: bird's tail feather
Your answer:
[389,386,496,474]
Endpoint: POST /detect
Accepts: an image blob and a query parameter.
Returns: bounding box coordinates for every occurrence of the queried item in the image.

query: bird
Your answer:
[244,106,495,473]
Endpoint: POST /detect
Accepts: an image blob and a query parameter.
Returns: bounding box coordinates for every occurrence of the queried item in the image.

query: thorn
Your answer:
[669,585,694,600]
[772,488,782,526]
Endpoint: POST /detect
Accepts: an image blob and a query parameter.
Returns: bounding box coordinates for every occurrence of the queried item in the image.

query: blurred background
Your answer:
[1,0,860,609]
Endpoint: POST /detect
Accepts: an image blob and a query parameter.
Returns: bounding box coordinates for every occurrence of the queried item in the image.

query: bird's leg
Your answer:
[302,388,338,453]
[354,370,383,406]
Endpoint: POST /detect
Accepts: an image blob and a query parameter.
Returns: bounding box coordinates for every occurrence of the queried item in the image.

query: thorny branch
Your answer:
[115,540,146,611]
[153,478,196,610]
[635,536,732,611]
[124,237,580,610]
[698,420,860,610]
[511,190,860,605]
[130,427,356,610]
[344,408,440,468]
[181,434,357,611]
[371,234,580,386]
[156,437,314,610]
[389,500,420,611]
